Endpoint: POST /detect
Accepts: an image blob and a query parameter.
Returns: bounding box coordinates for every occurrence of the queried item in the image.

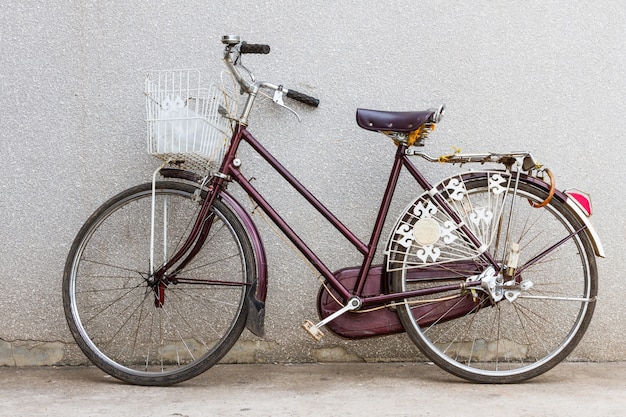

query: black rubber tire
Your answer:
[63,181,255,385]
[391,173,597,383]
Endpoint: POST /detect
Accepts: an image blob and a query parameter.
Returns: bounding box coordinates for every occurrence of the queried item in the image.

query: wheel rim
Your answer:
[394,174,596,381]
[65,184,250,380]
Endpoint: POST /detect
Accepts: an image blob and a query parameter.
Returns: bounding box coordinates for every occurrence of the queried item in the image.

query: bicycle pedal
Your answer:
[301,320,324,341]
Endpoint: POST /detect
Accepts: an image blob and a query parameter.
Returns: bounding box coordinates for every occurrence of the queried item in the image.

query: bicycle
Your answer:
[63,35,604,386]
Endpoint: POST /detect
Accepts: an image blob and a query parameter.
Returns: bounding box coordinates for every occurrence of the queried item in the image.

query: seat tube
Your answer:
[354,144,407,295]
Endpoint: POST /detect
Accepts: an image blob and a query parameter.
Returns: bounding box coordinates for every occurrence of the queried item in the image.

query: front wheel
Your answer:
[63,181,256,385]
[389,172,598,383]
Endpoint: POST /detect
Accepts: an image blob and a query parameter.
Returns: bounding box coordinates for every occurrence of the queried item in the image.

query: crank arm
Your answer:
[302,297,361,340]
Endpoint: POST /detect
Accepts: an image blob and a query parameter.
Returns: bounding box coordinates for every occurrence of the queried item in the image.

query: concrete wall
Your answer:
[1,1,624,365]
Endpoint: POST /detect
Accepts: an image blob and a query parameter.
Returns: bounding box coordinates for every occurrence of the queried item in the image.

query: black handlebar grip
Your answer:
[286,89,320,107]
[240,42,271,54]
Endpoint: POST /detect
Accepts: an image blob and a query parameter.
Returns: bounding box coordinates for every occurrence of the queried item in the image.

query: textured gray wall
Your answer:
[1,1,624,365]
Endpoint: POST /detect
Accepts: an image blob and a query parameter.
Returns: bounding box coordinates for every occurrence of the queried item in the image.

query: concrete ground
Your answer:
[0,362,623,417]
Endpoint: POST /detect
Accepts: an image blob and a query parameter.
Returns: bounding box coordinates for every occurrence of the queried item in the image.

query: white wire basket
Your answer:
[145,69,237,172]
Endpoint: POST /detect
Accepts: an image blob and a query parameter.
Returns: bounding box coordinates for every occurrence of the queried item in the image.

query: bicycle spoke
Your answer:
[64,182,254,385]
[391,173,597,382]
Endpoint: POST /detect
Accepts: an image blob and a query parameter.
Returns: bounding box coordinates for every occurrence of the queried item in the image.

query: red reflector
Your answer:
[566,189,592,216]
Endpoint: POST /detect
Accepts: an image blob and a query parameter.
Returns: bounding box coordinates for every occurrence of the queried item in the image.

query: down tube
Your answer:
[239,129,369,255]
[225,128,370,300]
[229,168,352,300]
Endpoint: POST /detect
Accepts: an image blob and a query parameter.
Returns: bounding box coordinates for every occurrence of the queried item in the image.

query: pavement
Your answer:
[0,362,623,417]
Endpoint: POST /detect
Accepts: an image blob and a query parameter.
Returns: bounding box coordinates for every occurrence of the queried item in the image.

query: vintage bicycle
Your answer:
[62,35,604,386]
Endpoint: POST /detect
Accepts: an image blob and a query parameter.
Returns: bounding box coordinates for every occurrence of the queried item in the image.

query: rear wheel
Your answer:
[63,181,255,385]
[390,172,597,383]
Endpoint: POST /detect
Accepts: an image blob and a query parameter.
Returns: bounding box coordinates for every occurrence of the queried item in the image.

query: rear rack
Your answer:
[406,149,541,172]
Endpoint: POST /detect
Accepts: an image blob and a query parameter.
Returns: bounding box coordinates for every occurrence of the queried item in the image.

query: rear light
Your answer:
[565,189,592,217]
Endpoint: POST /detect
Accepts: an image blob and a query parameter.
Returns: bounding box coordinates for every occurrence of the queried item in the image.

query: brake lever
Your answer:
[273,86,302,122]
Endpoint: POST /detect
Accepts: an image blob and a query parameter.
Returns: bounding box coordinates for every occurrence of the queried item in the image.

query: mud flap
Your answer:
[245,280,266,337]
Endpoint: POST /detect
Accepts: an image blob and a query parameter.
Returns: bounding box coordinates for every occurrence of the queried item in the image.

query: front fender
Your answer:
[158,168,268,336]
[219,191,268,337]
[218,191,269,301]
[158,168,269,299]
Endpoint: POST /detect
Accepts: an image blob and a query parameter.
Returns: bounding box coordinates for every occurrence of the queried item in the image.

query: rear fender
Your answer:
[521,175,605,258]
[562,192,605,258]
[385,170,604,274]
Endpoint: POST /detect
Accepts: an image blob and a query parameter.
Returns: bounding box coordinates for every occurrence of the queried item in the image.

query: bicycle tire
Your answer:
[63,181,255,385]
[390,172,598,383]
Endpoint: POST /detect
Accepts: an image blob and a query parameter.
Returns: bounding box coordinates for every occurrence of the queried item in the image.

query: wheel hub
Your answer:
[467,266,533,303]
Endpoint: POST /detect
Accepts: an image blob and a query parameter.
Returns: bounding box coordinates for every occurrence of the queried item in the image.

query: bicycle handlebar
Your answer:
[221,35,320,121]
[286,89,320,107]
[240,42,271,54]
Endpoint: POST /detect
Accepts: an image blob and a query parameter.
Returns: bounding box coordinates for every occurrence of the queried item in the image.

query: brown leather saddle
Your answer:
[356,108,437,133]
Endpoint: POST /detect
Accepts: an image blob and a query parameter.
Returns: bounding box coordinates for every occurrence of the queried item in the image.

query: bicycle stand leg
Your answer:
[301,297,361,341]
[149,166,160,276]
[149,161,171,276]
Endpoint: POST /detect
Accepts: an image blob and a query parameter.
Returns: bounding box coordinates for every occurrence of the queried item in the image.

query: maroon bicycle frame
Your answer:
[185,122,498,309]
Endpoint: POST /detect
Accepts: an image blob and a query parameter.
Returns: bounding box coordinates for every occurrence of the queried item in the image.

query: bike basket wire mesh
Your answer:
[145,69,237,172]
